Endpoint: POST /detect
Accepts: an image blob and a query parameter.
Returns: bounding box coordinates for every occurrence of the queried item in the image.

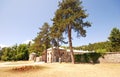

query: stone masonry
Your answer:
[99,52,120,63]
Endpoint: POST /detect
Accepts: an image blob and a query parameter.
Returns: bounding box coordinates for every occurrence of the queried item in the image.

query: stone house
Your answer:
[45,47,90,63]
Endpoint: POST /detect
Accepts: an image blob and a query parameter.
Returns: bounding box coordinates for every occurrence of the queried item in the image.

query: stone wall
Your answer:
[99,52,120,63]
[29,53,36,61]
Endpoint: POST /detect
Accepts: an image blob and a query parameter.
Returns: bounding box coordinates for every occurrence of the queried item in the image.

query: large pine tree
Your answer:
[52,0,91,63]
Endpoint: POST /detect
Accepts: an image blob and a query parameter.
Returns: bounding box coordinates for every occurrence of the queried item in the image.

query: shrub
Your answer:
[74,52,102,63]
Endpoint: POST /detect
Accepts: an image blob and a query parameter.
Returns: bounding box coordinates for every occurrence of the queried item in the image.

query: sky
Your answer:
[0,0,120,47]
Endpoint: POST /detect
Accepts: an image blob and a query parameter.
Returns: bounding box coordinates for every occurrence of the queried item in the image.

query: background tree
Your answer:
[73,41,110,53]
[0,44,29,61]
[30,22,51,63]
[1,47,11,61]
[52,0,91,63]
[11,44,18,60]
[0,49,2,60]
[29,36,43,56]
[16,44,29,60]
[50,25,68,59]
[108,27,120,52]
[39,23,51,63]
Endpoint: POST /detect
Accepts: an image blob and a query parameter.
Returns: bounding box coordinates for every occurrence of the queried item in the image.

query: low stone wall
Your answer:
[99,52,120,63]
[36,56,42,62]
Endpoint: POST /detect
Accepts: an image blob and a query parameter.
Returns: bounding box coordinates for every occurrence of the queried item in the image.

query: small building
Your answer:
[45,47,92,63]
[29,52,36,61]
[46,47,70,63]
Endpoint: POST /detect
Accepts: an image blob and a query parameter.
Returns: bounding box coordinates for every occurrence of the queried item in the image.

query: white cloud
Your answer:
[0,44,10,48]
[0,40,34,49]
[22,40,34,44]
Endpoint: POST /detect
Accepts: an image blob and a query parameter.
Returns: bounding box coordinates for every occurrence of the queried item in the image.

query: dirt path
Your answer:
[0,61,120,77]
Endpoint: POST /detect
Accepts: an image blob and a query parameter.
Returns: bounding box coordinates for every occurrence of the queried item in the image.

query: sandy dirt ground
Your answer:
[0,61,120,77]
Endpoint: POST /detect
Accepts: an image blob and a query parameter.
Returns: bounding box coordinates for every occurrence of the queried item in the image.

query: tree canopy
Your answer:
[73,27,120,53]
[0,44,29,61]
[30,22,51,62]
[108,27,120,52]
[52,0,91,63]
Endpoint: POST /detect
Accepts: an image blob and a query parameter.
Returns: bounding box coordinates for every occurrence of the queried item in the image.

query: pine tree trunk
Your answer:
[68,25,75,64]
[57,39,60,58]
[45,49,47,63]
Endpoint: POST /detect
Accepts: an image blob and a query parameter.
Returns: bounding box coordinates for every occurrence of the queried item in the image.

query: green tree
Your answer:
[11,44,18,60]
[74,41,110,53]
[1,47,10,61]
[1,47,16,61]
[108,27,120,52]
[39,23,51,63]
[29,37,43,56]
[50,25,68,59]
[53,0,91,63]
[0,44,29,61]
[16,44,29,60]
[32,22,51,63]
[0,48,3,60]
